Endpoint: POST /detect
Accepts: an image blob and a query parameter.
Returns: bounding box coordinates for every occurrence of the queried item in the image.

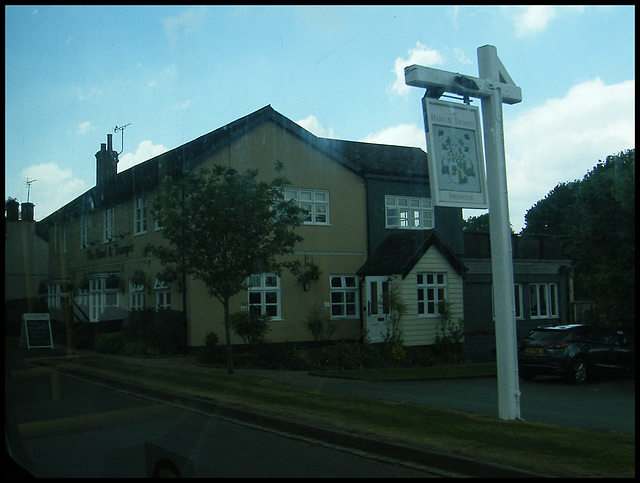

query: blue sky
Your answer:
[5,5,635,231]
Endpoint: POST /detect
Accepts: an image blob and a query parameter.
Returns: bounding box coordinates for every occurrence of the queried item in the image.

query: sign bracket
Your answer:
[406,44,522,421]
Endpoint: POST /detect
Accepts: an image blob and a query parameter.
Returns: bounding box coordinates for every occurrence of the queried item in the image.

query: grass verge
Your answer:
[19,352,634,478]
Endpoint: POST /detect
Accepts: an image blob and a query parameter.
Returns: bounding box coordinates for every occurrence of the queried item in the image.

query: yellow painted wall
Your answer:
[183,120,368,346]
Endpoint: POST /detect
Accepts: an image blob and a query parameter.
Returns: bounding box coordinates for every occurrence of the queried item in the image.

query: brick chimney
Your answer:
[20,202,35,222]
[95,133,118,186]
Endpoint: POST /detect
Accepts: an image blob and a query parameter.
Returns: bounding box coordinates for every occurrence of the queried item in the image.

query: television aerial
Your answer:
[24,178,37,202]
[113,123,131,155]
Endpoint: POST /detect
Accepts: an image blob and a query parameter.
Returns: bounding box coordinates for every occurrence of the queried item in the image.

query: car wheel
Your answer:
[569,359,588,384]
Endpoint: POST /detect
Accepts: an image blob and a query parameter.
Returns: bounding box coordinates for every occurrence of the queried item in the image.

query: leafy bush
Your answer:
[73,322,98,349]
[305,304,337,345]
[95,331,126,354]
[196,332,220,364]
[121,308,187,355]
[152,309,187,355]
[230,311,271,347]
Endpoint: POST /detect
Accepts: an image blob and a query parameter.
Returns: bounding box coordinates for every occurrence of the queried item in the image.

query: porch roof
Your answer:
[357,229,467,279]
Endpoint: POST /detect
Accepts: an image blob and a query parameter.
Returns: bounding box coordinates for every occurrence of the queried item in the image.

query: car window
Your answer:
[525,329,567,343]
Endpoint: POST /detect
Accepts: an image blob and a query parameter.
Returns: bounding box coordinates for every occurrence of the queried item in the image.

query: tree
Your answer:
[146,164,305,373]
[522,149,635,328]
[463,212,514,233]
[521,181,581,236]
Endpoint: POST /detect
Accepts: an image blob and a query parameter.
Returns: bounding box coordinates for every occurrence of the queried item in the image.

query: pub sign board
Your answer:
[423,98,488,209]
[20,313,54,349]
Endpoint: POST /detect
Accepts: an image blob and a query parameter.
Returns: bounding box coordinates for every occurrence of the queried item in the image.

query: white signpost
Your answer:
[406,45,522,420]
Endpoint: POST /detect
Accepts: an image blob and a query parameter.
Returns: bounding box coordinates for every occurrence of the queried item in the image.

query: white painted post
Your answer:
[477,45,521,420]
[405,44,522,420]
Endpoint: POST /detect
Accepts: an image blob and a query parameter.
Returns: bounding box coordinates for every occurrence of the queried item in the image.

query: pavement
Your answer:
[30,349,547,478]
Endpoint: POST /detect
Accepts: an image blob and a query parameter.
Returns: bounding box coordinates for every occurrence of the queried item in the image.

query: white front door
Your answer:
[365,276,390,343]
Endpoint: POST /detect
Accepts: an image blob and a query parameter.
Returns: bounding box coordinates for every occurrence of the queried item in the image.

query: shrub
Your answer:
[95,331,126,354]
[196,332,220,364]
[121,308,187,356]
[73,322,98,349]
[305,304,337,345]
[152,309,187,355]
[230,311,271,347]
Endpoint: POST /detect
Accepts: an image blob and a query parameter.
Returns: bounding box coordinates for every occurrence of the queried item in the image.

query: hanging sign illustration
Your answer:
[423,98,488,209]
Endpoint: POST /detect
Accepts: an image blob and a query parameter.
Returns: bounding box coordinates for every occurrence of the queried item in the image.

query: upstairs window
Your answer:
[103,207,114,243]
[284,188,330,225]
[385,195,433,230]
[134,195,147,235]
[80,213,91,249]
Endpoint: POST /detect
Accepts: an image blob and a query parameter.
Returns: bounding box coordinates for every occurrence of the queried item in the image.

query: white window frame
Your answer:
[47,283,61,309]
[530,283,558,319]
[247,273,281,320]
[284,188,330,225]
[417,272,447,317]
[88,276,120,322]
[103,207,114,243]
[129,281,145,311]
[134,195,147,235]
[329,275,359,319]
[385,195,434,230]
[80,213,91,249]
[61,222,68,253]
[154,279,171,310]
[491,283,524,320]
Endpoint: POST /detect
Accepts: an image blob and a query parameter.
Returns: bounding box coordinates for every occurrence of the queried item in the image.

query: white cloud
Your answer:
[390,42,444,97]
[512,6,557,37]
[504,77,635,231]
[163,7,207,47]
[361,124,426,150]
[77,121,93,135]
[20,163,87,220]
[118,140,168,173]
[172,99,192,111]
[296,115,337,138]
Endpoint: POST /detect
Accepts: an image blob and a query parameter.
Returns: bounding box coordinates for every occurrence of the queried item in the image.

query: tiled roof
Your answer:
[357,229,466,278]
[41,105,427,223]
[321,138,428,180]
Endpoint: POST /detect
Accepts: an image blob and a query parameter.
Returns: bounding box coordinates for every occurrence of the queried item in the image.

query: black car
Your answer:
[518,324,634,384]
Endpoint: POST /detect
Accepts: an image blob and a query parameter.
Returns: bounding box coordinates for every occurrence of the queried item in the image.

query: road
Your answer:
[280,372,635,435]
[5,359,456,478]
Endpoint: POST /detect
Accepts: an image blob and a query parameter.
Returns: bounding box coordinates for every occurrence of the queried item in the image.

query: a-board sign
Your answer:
[20,313,54,349]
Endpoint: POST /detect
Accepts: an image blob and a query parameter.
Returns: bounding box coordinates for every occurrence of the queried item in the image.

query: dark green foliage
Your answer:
[230,311,271,347]
[522,149,635,328]
[145,164,306,373]
[95,331,126,354]
[121,308,187,355]
[305,304,337,345]
[196,332,221,364]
